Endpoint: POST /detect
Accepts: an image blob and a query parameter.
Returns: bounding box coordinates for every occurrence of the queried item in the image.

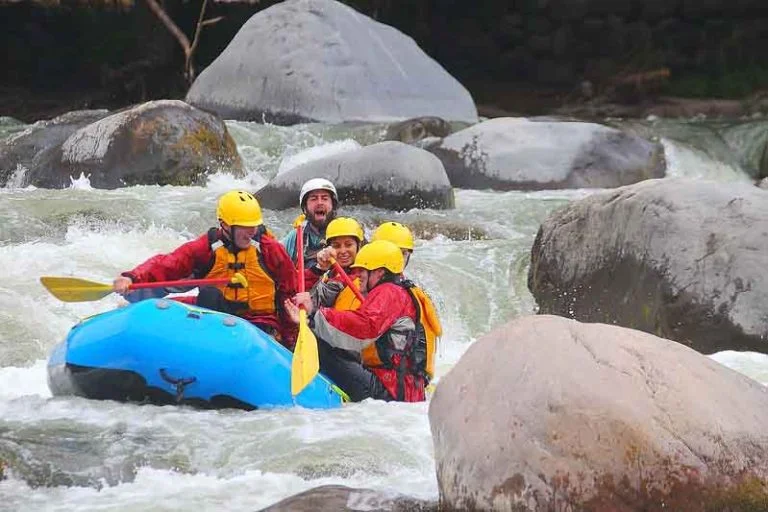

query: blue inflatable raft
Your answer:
[47,298,344,410]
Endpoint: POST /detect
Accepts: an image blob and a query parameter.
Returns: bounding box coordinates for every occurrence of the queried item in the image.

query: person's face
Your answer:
[352,268,369,294]
[304,190,334,229]
[366,268,386,290]
[330,236,359,268]
[225,224,258,250]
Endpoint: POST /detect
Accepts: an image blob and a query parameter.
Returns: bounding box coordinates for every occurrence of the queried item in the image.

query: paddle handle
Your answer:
[296,224,305,294]
[331,260,365,303]
[128,277,231,290]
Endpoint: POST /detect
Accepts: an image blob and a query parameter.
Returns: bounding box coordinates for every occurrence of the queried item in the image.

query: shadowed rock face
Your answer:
[186,0,477,125]
[528,178,768,354]
[430,315,768,511]
[256,141,454,211]
[23,100,242,189]
[427,117,665,191]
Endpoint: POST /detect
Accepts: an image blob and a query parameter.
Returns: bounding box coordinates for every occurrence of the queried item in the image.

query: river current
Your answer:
[0,116,766,510]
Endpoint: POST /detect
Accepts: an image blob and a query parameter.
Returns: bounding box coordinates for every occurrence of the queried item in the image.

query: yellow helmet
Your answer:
[217,190,263,227]
[351,240,404,274]
[326,217,364,242]
[372,222,414,251]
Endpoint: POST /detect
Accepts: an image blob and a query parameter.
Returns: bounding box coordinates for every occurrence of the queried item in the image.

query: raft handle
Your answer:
[159,368,197,402]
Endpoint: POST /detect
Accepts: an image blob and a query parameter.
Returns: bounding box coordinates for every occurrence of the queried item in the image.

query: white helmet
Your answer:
[299,178,338,210]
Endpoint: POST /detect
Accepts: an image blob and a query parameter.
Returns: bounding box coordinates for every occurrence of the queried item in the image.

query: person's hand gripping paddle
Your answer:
[291,224,319,396]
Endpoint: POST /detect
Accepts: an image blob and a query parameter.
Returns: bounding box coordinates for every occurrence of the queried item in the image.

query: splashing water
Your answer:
[0,117,766,510]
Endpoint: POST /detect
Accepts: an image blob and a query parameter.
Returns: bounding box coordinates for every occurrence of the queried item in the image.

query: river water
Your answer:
[0,116,766,510]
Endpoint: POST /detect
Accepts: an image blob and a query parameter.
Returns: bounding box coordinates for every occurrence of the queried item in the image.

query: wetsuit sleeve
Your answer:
[261,233,299,347]
[122,234,211,283]
[310,277,344,308]
[312,283,414,352]
[281,229,298,264]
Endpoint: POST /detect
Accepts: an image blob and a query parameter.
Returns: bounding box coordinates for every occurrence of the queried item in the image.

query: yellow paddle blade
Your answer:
[40,276,114,302]
[291,309,319,396]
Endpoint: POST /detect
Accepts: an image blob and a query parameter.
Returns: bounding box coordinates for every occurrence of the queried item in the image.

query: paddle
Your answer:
[330,258,365,303]
[41,274,248,303]
[291,224,319,396]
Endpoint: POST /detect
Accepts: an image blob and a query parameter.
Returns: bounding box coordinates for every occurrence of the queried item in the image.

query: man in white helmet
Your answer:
[282,178,339,269]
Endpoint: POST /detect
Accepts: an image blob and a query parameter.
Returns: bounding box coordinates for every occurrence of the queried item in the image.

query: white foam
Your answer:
[68,172,93,190]
[710,351,768,385]
[4,164,29,189]
[0,359,50,399]
[661,137,749,181]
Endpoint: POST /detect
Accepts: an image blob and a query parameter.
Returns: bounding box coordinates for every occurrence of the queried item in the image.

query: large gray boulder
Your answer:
[430,314,768,511]
[428,117,665,190]
[186,0,477,125]
[27,100,242,188]
[256,141,454,210]
[528,178,768,354]
[0,110,109,186]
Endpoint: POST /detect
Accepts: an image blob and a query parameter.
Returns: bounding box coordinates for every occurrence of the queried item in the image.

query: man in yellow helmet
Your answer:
[286,240,431,402]
[113,190,299,348]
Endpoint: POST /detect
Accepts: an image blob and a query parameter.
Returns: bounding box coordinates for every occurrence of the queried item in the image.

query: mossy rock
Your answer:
[27,100,243,189]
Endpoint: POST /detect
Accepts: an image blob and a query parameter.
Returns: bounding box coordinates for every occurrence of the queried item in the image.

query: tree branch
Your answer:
[188,0,210,60]
[144,0,191,58]
[145,0,233,84]
[201,16,224,27]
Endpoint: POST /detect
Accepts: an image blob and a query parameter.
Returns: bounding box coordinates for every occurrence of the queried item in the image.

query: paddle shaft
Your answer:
[290,222,321,396]
[297,224,305,294]
[331,260,365,303]
[129,277,232,290]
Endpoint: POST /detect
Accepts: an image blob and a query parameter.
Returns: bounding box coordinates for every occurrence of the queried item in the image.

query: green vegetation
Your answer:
[664,67,768,99]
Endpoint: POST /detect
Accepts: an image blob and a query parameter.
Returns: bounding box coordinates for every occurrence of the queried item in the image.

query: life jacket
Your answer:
[360,279,440,399]
[409,285,442,379]
[198,227,278,316]
[334,279,362,311]
[320,270,362,311]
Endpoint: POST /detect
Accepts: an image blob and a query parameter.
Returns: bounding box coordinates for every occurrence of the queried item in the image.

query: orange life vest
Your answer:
[203,228,277,316]
[332,276,362,312]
